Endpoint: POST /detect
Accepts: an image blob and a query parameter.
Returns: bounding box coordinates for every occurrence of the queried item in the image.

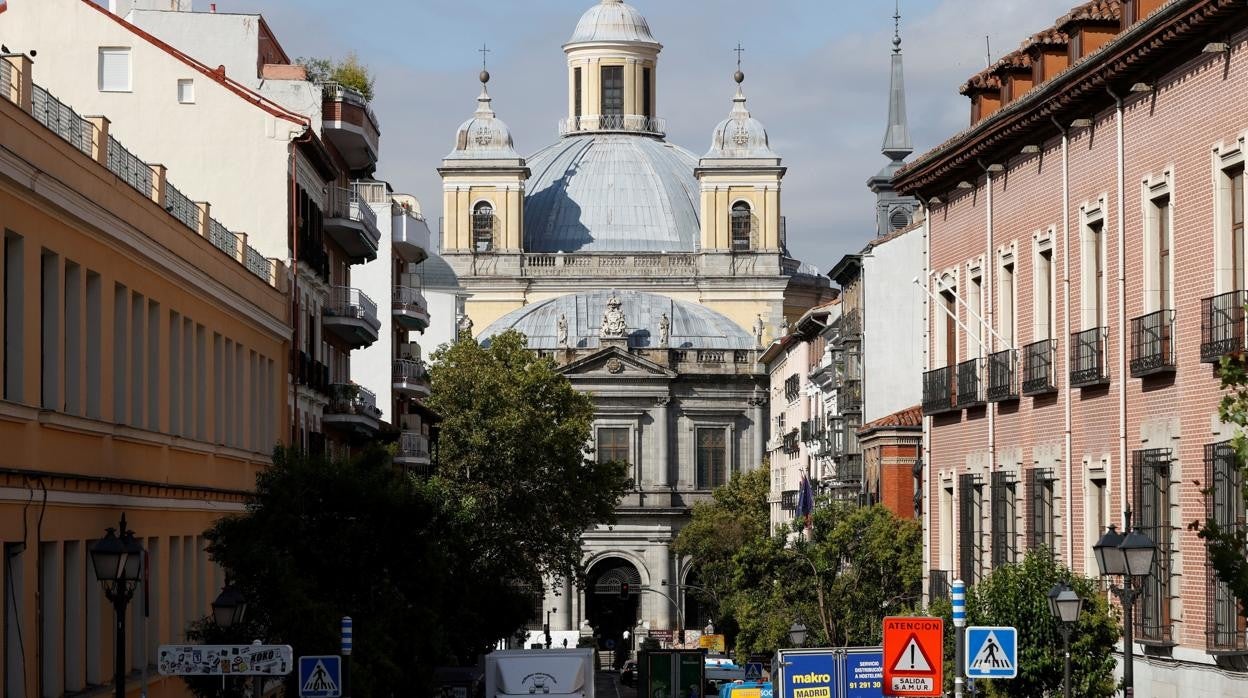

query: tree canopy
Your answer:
[297,52,375,101]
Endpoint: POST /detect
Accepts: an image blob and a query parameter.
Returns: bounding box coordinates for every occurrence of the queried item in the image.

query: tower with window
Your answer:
[562,0,662,134]
[696,68,785,271]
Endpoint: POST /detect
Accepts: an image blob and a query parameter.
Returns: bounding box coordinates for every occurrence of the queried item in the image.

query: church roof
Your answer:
[416,254,462,290]
[477,290,755,350]
[524,134,701,253]
[567,0,659,46]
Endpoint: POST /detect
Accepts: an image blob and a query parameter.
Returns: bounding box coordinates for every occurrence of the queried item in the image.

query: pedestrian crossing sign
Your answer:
[299,655,342,698]
[965,626,1017,679]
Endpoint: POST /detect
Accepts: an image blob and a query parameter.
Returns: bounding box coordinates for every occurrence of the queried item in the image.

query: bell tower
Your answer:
[562,0,664,135]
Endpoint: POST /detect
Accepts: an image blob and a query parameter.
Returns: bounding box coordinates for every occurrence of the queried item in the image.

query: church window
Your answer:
[472,201,495,253]
[601,66,624,123]
[889,207,911,232]
[642,68,652,120]
[597,427,629,465]
[731,202,753,251]
[696,427,727,489]
[574,67,583,122]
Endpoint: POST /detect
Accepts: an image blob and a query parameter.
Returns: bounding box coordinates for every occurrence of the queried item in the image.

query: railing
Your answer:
[956,358,984,407]
[325,287,381,330]
[840,379,862,412]
[164,181,199,230]
[398,431,431,461]
[841,308,863,337]
[1022,339,1057,395]
[32,85,94,157]
[106,134,154,195]
[1201,290,1246,363]
[780,490,798,511]
[836,453,864,483]
[1070,327,1109,387]
[352,180,390,205]
[0,59,12,103]
[558,114,666,136]
[523,253,696,277]
[393,283,428,315]
[392,359,428,384]
[1130,309,1176,377]
[319,80,370,108]
[392,201,426,221]
[922,366,956,414]
[327,383,381,419]
[329,185,379,232]
[245,246,272,282]
[698,350,726,364]
[208,217,241,257]
[292,350,329,395]
[986,349,1017,402]
[929,570,951,602]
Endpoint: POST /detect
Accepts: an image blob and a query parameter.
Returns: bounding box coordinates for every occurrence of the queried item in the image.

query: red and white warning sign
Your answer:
[882,616,943,696]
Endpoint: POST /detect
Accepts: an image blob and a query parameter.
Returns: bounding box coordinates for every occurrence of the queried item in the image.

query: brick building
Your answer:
[895,0,1248,692]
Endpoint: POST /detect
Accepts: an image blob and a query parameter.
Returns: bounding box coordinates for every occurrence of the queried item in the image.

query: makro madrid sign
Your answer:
[778,650,836,698]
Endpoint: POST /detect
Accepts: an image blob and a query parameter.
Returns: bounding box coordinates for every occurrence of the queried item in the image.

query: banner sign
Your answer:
[158,644,293,676]
[841,649,884,698]
[777,649,836,698]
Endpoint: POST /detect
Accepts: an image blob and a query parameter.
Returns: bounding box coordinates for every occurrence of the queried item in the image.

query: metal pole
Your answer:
[1061,626,1072,698]
[342,616,353,698]
[952,580,966,698]
[114,595,127,698]
[1122,583,1134,698]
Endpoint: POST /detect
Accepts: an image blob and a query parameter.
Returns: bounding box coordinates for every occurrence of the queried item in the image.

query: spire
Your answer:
[881,0,912,163]
[475,67,495,118]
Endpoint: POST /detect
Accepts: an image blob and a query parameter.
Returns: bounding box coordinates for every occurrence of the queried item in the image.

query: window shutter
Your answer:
[98,48,131,92]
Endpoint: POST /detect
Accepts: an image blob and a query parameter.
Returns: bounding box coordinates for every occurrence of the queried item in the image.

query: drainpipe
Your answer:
[921,198,933,599]
[1107,87,1127,521]
[1052,116,1075,566]
[980,163,996,473]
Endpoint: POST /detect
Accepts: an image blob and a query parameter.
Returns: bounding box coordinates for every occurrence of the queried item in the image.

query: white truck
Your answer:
[484,649,595,698]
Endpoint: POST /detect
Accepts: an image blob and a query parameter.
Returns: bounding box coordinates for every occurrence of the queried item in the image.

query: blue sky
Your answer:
[244,0,1076,270]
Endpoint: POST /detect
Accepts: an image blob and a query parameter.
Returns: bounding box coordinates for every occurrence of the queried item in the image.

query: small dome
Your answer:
[477,290,755,350]
[705,83,778,160]
[446,83,520,161]
[568,0,659,46]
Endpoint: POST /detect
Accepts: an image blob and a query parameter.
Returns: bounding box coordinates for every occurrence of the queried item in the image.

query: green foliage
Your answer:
[1189,352,1248,622]
[427,330,631,578]
[296,52,375,101]
[950,549,1120,698]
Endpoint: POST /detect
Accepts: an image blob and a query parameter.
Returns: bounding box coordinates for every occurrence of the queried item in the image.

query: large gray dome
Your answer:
[524,134,700,253]
[567,0,659,46]
[478,290,755,350]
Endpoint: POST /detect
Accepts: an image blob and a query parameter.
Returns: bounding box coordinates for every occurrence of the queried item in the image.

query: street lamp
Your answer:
[787,622,808,648]
[545,607,558,649]
[1093,513,1156,698]
[89,514,144,698]
[1047,583,1084,698]
[212,583,248,628]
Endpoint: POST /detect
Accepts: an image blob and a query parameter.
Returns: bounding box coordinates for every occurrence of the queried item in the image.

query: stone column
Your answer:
[648,544,673,631]
[655,396,670,488]
[750,396,766,470]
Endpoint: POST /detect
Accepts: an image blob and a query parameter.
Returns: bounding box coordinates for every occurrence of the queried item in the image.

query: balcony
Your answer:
[320,81,380,171]
[1130,310,1176,377]
[323,287,380,349]
[393,359,431,399]
[392,202,431,264]
[839,379,863,413]
[558,114,666,137]
[780,490,798,511]
[393,281,429,331]
[325,185,381,262]
[291,350,329,396]
[923,366,956,415]
[834,454,864,484]
[1201,291,1246,363]
[1070,327,1110,387]
[840,307,863,339]
[956,358,985,408]
[986,349,1018,402]
[1021,339,1057,395]
[323,383,381,435]
[395,430,432,468]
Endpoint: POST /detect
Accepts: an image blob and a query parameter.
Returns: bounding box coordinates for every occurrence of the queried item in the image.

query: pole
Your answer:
[1122,583,1134,698]
[952,580,966,698]
[1061,626,1072,698]
[113,595,127,698]
[342,616,353,698]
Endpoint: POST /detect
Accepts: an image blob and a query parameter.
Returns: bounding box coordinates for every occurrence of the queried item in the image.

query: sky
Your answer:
[242,0,1077,272]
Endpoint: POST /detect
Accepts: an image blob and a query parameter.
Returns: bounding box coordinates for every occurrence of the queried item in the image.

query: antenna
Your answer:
[985,35,992,68]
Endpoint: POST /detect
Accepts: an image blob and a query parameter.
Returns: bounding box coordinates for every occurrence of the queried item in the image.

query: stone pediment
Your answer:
[558,346,677,379]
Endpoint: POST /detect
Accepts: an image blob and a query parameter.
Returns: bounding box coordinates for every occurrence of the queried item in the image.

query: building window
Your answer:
[989,470,1018,567]
[998,257,1016,349]
[472,201,494,253]
[696,427,727,490]
[642,67,652,119]
[958,474,984,585]
[600,65,624,120]
[177,78,195,104]
[1233,166,1245,291]
[784,374,800,402]
[1034,244,1054,341]
[597,427,629,465]
[967,269,983,356]
[98,47,132,92]
[936,285,957,368]
[1027,468,1056,556]
[574,67,583,120]
[1154,195,1171,310]
[1133,448,1173,644]
[1081,214,1106,329]
[1204,441,1247,651]
[731,201,752,251]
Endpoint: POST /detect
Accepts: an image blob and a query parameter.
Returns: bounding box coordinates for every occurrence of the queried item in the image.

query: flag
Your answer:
[796,470,815,535]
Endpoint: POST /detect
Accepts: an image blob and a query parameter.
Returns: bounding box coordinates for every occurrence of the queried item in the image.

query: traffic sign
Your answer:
[882,617,943,697]
[158,644,292,676]
[965,626,1017,679]
[299,655,342,698]
[744,662,764,681]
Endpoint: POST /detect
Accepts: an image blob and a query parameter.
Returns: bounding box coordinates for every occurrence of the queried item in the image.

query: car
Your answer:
[620,660,637,686]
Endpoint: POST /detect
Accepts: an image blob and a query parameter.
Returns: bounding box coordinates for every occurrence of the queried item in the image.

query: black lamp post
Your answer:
[1093,513,1156,698]
[544,607,557,649]
[787,621,807,648]
[89,514,144,698]
[1047,583,1084,698]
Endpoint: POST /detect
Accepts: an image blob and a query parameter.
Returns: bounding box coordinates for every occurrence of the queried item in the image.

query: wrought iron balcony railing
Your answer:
[922,366,956,415]
[1070,327,1109,387]
[1201,290,1246,363]
[558,114,666,136]
[1022,339,1057,395]
[956,358,985,407]
[986,349,1018,402]
[1130,309,1176,377]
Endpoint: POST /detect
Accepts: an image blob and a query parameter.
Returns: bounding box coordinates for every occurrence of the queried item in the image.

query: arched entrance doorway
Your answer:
[585,558,641,664]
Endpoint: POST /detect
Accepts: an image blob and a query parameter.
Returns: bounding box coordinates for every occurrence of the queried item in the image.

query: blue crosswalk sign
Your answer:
[744,662,763,681]
[299,655,342,698]
[965,626,1017,679]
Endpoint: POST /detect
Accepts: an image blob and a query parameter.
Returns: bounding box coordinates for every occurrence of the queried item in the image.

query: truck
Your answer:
[483,649,595,698]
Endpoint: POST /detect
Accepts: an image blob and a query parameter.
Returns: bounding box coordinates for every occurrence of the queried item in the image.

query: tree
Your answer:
[1189,352,1248,624]
[296,52,375,101]
[427,330,631,580]
[934,549,1120,698]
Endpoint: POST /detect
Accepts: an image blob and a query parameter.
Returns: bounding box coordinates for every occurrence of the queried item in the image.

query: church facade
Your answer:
[439,0,832,649]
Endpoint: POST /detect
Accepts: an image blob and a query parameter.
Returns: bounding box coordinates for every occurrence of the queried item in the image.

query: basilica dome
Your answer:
[567,0,659,46]
[478,290,755,350]
[523,134,701,253]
